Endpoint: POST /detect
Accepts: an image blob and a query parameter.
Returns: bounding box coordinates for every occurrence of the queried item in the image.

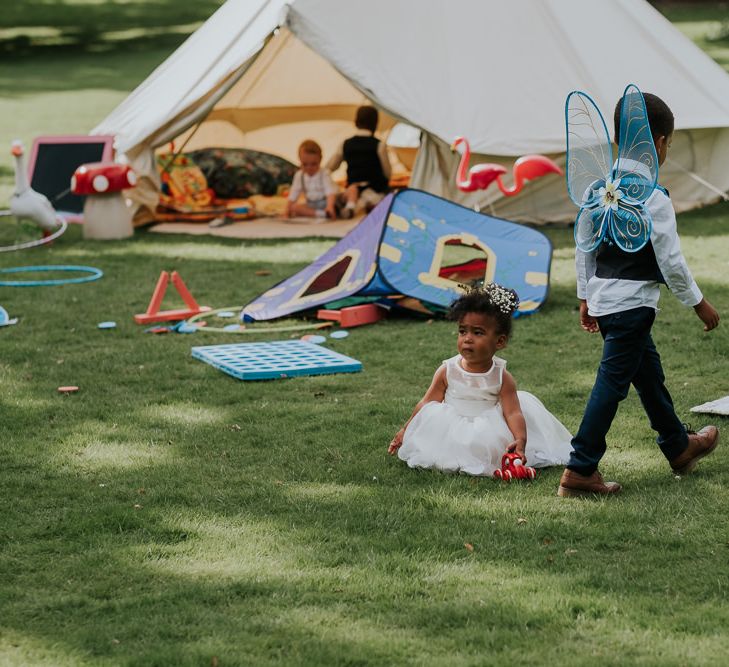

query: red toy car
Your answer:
[493,452,536,481]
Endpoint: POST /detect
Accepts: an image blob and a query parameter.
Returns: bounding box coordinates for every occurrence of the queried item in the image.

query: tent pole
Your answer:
[158,121,204,177]
[155,26,282,178]
[667,158,729,202]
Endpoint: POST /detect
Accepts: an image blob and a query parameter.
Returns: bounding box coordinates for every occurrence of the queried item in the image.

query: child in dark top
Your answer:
[327,105,391,218]
[559,92,721,497]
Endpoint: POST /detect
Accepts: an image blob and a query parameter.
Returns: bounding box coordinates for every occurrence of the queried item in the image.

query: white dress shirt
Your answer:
[576,183,702,317]
[288,168,338,203]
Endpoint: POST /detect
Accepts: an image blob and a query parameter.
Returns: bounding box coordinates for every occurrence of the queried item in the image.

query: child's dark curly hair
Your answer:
[447,284,519,337]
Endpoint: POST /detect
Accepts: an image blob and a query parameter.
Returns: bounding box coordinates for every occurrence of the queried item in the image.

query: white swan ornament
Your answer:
[9,140,60,233]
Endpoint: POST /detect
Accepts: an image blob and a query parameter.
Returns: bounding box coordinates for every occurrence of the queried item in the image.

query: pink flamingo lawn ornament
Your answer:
[450,136,563,195]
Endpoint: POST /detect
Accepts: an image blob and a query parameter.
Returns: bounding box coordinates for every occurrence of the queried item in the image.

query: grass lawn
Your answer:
[1,205,728,666]
[1,1,729,665]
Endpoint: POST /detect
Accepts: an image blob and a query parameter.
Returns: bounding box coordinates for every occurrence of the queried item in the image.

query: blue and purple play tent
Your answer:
[242,189,552,321]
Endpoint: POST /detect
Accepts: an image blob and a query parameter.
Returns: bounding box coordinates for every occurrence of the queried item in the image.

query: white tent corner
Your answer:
[93,0,729,223]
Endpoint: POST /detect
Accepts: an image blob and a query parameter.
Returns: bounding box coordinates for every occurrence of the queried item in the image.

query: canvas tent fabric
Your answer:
[93,0,729,223]
[241,188,552,321]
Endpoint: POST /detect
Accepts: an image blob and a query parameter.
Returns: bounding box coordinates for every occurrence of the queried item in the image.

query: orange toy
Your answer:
[316,303,387,328]
[134,271,211,324]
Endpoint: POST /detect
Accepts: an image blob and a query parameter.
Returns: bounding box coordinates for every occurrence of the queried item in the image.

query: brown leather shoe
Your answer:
[557,469,622,497]
[670,425,720,475]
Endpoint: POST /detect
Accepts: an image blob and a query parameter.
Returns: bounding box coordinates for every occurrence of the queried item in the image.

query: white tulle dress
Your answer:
[398,355,573,476]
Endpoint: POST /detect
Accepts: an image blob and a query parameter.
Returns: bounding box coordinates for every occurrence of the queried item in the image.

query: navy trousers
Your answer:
[568,306,688,475]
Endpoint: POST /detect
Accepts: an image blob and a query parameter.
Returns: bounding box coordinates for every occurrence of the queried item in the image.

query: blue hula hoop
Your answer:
[0,265,104,287]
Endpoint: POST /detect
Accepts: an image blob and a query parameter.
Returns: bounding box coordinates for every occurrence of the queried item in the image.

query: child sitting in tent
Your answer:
[327,105,392,219]
[285,140,338,220]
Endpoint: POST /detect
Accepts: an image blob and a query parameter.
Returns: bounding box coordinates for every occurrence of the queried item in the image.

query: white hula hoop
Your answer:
[0,212,68,253]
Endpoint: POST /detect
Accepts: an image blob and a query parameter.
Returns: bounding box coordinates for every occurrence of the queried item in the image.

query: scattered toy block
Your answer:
[316,303,386,328]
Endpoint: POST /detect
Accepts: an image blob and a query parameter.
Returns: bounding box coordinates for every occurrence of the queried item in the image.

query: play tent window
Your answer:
[417,234,496,293]
[438,239,490,287]
[301,255,353,297]
[279,249,363,311]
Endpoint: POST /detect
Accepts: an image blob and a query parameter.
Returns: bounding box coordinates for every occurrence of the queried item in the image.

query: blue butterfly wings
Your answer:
[566,84,658,253]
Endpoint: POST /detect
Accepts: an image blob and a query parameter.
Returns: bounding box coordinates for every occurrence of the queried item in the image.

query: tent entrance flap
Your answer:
[171,26,396,164]
[300,252,358,299]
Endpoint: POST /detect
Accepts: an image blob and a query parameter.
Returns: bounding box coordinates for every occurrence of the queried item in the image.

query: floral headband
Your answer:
[482,283,519,314]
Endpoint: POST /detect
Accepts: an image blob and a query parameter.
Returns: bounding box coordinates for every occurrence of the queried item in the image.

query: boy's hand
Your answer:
[388,429,405,455]
[506,438,527,463]
[694,298,720,331]
[579,300,599,333]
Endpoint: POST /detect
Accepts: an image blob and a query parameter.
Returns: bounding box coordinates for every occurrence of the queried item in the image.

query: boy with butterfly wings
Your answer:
[558,85,720,497]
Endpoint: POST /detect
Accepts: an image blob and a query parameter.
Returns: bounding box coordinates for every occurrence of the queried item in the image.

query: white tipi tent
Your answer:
[94,0,729,222]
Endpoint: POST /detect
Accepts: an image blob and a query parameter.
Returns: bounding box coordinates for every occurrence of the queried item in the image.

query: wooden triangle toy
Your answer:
[134,270,211,324]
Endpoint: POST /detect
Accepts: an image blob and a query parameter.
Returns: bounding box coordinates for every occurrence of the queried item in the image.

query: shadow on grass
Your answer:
[0,0,224,45]
[1,231,728,662]
[1,396,728,664]
[0,44,191,96]
[0,355,727,664]
[0,1,225,94]
[1,31,196,62]
[676,200,729,237]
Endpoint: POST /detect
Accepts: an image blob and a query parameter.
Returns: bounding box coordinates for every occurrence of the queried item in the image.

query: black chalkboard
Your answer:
[28,136,114,216]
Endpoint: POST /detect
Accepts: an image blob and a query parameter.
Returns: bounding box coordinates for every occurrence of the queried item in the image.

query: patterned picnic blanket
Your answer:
[155,147,298,222]
[188,147,296,199]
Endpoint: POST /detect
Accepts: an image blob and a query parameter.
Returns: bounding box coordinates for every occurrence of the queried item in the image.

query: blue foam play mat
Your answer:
[191,340,362,381]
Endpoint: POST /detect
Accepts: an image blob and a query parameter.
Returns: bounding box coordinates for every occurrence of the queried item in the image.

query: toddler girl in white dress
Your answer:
[389,284,573,476]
